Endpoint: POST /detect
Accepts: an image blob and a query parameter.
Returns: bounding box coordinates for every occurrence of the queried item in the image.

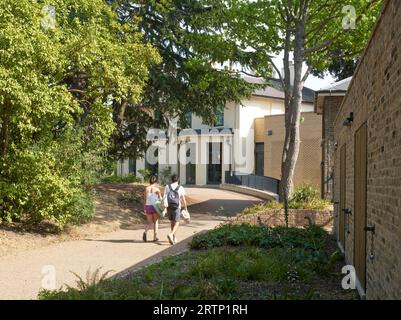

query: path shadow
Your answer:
[84,239,171,245]
[0,220,61,236]
[188,198,263,217]
[111,231,208,280]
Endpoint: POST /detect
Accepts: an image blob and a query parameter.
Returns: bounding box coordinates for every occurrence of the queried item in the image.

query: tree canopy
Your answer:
[108,0,258,160]
[206,0,382,200]
[0,0,159,227]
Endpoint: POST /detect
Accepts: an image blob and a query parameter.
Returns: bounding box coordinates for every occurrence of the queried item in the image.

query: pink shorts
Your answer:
[145,205,157,215]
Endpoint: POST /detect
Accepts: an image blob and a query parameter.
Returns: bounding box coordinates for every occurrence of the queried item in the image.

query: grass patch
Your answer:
[241,184,332,215]
[39,223,355,300]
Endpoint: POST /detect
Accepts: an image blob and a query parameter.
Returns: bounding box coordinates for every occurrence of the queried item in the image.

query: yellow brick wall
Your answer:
[259,112,322,188]
[254,117,265,143]
[333,0,401,299]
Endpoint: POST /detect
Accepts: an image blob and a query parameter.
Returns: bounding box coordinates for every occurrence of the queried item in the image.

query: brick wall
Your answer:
[333,0,401,299]
[254,117,265,143]
[261,112,322,187]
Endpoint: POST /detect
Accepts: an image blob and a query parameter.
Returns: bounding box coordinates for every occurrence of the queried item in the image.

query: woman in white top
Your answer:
[143,175,162,242]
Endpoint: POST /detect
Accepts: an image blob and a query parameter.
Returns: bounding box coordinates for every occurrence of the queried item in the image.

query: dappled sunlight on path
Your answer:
[0,187,262,299]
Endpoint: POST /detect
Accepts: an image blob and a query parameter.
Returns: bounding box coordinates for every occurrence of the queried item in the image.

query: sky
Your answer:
[271,55,336,91]
[219,53,338,91]
[305,73,336,91]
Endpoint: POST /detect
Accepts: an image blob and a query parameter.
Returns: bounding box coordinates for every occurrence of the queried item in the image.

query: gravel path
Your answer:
[0,187,262,300]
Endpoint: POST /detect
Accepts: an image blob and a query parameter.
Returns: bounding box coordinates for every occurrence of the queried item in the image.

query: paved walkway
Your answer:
[0,187,262,300]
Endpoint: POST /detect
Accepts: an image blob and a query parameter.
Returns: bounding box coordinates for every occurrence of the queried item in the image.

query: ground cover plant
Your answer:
[39,223,357,300]
[241,185,332,216]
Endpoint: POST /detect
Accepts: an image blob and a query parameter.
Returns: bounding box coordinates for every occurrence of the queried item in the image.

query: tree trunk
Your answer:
[279,20,305,202]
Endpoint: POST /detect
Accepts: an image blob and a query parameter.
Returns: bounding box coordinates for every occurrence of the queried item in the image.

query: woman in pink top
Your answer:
[143,175,162,242]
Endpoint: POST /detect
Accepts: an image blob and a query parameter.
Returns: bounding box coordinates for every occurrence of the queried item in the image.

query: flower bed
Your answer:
[232,209,333,231]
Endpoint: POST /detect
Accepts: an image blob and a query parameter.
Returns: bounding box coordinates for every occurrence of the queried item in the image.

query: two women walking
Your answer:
[142,174,188,245]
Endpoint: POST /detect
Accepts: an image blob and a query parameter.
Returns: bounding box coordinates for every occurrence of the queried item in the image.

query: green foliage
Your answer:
[190,223,329,251]
[190,223,342,281]
[188,247,289,282]
[241,185,331,215]
[210,0,382,199]
[204,0,382,78]
[101,174,141,184]
[158,166,172,185]
[0,139,95,227]
[40,224,345,300]
[39,267,114,300]
[290,184,320,203]
[109,0,259,160]
[138,168,152,182]
[241,201,283,215]
[312,50,358,81]
[0,0,159,228]
[289,185,331,210]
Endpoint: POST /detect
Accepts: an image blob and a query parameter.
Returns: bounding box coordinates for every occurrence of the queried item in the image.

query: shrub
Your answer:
[40,224,343,300]
[190,224,266,250]
[240,184,331,215]
[158,166,172,185]
[241,201,283,215]
[187,247,289,282]
[138,168,152,182]
[190,223,329,252]
[0,146,95,229]
[101,174,141,184]
[290,184,320,203]
[191,224,337,278]
[288,184,331,209]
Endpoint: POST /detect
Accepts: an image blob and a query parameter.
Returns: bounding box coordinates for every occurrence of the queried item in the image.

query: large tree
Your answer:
[208,0,382,201]
[0,0,159,226]
[108,0,258,160]
[313,49,359,81]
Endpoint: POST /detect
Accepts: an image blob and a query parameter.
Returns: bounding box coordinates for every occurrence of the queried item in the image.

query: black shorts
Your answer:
[167,207,181,222]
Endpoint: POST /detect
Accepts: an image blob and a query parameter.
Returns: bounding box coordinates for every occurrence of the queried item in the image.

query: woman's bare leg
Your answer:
[152,213,159,240]
[145,215,153,233]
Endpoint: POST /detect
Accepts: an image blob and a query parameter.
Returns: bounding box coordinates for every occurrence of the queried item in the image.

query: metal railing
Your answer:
[224,171,280,195]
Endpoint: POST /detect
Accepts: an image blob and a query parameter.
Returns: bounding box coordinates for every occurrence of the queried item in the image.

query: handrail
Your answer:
[224,171,280,195]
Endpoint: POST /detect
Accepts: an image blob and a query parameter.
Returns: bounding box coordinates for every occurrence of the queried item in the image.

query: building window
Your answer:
[145,147,159,175]
[154,110,163,126]
[128,158,136,174]
[214,109,224,127]
[182,112,192,128]
[254,143,264,176]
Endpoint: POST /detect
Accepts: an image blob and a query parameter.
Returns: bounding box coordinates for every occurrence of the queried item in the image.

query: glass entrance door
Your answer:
[207,142,222,184]
[255,143,264,176]
[185,144,196,184]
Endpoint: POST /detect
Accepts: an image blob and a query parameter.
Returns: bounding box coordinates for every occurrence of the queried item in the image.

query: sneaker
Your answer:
[173,235,178,243]
[143,232,147,242]
[167,234,174,245]
[153,235,159,242]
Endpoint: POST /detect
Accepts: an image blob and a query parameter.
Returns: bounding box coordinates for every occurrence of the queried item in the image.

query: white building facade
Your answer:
[117,76,315,186]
